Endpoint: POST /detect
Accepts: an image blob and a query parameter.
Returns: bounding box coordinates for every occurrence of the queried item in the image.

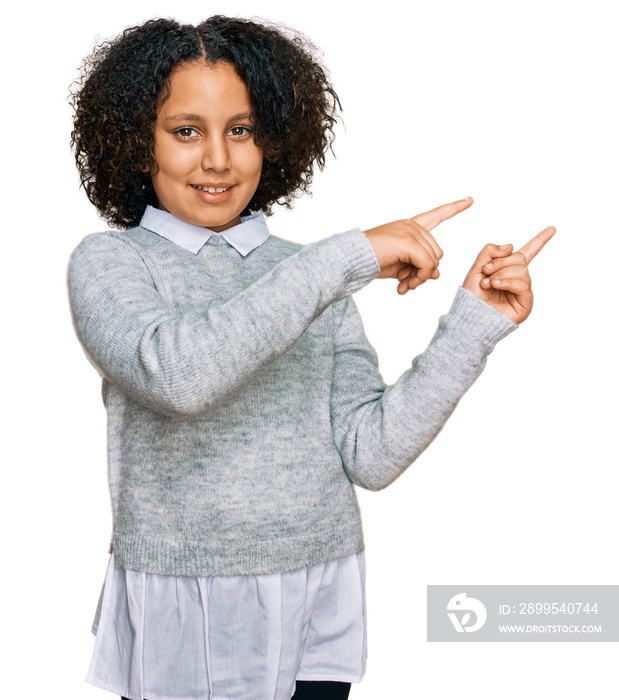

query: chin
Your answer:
[202,214,242,232]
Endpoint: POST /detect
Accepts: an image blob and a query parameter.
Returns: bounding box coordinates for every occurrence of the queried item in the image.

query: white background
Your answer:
[3,0,617,698]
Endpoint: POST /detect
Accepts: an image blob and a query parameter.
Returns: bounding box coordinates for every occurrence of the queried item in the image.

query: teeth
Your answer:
[193,185,231,193]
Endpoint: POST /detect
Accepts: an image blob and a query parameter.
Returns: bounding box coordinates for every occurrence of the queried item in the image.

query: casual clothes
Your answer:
[68,208,517,699]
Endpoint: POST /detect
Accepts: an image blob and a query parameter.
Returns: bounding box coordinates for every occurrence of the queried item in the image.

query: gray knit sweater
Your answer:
[67,222,516,577]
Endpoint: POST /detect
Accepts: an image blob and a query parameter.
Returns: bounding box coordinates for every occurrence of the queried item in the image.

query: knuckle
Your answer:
[403,222,419,239]
[426,249,439,267]
[514,264,529,276]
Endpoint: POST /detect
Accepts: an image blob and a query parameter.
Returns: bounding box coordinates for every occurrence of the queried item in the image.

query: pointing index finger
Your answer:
[412,197,474,232]
[517,226,557,264]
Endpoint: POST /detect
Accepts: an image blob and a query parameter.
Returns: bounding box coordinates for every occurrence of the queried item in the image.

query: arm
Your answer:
[330,288,517,491]
[67,228,380,417]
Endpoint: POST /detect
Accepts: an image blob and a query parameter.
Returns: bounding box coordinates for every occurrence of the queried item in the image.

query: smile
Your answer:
[190,184,233,194]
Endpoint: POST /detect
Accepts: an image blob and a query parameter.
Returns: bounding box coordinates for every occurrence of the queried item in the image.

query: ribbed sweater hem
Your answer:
[112,519,364,577]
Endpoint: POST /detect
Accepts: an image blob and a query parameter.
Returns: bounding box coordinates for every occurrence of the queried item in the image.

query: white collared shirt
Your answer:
[140,205,270,256]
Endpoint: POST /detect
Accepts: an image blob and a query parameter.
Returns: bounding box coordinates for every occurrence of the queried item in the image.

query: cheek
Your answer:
[245,146,263,183]
[152,139,193,182]
[160,154,192,181]
[253,158,263,184]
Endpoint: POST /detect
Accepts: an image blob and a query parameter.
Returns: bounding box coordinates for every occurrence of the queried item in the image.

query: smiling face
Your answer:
[149,60,263,232]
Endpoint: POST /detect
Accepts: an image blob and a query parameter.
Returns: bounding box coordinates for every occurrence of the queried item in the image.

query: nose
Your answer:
[201,135,230,173]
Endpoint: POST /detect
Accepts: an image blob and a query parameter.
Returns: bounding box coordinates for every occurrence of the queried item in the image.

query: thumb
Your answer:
[470,243,513,271]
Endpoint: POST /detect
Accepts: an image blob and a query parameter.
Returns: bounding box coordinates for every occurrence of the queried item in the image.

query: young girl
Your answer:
[68,15,554,700]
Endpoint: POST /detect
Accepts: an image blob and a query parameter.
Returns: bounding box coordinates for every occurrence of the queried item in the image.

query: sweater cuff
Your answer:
[329,228,381,299]
[445,286,518,353]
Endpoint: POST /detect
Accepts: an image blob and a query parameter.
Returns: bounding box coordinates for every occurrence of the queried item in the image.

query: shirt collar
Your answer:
[139,205,269,256]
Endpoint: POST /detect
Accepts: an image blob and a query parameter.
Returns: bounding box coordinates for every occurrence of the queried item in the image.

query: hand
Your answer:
[462,226,556,323]
[364,197,473,295]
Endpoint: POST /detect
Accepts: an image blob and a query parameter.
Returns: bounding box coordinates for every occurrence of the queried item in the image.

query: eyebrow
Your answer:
[164,112,253,123]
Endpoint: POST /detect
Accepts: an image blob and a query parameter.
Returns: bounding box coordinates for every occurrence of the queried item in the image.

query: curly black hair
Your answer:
[70,16,342,229]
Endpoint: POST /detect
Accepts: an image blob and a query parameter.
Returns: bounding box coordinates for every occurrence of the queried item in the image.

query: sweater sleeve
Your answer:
[67,228,380,417]
[329,287,517,491]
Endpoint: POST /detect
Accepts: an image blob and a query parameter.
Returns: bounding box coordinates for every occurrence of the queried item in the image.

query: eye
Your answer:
[228,125,252,138]
[175,127,199,140]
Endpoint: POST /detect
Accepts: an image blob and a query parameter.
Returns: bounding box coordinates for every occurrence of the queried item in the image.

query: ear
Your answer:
[139,151,156,175]
[140,157,159,176]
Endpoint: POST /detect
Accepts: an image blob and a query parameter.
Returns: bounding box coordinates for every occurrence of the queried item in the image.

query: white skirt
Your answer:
[86,551,367,700]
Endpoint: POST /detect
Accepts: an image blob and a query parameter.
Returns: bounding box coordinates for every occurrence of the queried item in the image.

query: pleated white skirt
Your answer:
[86,551,367,700]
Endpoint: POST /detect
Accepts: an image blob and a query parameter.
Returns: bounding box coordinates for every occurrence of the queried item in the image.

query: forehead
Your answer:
[159,61,251,121]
